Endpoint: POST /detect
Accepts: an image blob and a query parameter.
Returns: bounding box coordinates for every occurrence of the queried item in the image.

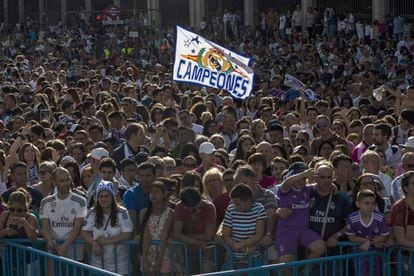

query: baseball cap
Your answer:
[293,145,309,155]
[400,136,414,149]
[284,162,309,179]
[199,142,216,155]
[88,147,109,160]
[265,120,283,132]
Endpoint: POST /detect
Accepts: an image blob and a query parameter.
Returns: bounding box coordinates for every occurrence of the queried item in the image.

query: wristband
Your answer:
[266,232,273,237]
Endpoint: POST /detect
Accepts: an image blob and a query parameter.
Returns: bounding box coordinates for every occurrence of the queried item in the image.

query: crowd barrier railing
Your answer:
[197,251,385,276]
[385,244,414,276]
[0,238,230,275]
[1,239,119,276]
[3,238,413,276]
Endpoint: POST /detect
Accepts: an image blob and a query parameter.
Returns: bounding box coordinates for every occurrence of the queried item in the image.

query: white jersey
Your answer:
[82,207,133,274]
[40,192,87,260]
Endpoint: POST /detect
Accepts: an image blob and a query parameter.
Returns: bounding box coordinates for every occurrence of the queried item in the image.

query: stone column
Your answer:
[244,0,254,27]
[4,0,8,27]
[19,0,24,23]
[61,0,67,25]
[372,0,388,22]
[39,0,44,25]
[85,0,91,12]
[146,0,160,28]
[301,0,315,28]
[189,0,205,30]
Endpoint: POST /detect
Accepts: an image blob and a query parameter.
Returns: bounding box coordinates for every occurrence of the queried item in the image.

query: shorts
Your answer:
[275,227,321,256]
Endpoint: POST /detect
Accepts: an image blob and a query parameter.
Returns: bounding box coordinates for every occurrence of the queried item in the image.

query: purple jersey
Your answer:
[345,210,389,239]
[277,185,315,228]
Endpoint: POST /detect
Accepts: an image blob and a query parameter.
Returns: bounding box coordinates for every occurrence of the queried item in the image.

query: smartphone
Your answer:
[39,109,50,122]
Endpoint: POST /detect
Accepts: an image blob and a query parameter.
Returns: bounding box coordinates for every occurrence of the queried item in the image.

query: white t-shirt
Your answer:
[40,192,87,260]
[191,123,204,135]
[82,207,133,274]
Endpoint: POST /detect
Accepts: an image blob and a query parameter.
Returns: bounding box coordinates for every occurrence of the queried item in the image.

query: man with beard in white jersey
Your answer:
[40,167,87,261]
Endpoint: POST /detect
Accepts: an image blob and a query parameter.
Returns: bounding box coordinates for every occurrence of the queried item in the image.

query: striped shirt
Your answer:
[223,202,267,259]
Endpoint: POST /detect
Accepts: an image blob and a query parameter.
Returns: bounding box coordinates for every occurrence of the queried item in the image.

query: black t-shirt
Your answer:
[309,191,352,241]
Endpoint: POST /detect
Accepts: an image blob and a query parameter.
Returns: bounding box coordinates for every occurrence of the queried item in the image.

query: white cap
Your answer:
[401,136,414,149]
[88,147,109,160]
[199,142,216,155]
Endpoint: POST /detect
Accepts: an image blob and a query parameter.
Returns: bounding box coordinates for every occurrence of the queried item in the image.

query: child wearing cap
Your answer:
[275,162,326,269]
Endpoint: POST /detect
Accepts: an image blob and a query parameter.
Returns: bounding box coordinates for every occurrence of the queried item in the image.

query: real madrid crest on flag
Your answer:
[173,25,255,99]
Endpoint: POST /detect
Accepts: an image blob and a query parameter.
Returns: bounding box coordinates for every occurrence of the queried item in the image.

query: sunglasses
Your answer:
[9,208,27,213]
[183,163,197,168]
[39,170,51,175]
[296,138,306,143]
[360,181,375,186]
[317,123,330,129]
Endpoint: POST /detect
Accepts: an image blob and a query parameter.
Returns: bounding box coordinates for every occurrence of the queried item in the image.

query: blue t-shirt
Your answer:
[122,184,149,225]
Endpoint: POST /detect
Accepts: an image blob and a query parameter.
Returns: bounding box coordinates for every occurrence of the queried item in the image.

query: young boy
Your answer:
[345,189,389,276]
[275,162,326,265]
[222,183,267,269]
[269,157,289,195]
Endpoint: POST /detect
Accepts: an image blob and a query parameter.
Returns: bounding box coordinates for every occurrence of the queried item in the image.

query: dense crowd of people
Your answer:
[0,4,413,275]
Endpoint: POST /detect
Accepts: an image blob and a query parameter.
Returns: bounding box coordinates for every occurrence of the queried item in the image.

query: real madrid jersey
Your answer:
[40,191,87,240]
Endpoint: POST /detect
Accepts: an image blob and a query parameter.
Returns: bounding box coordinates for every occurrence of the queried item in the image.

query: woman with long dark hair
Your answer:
[81,181,133,275]
[139,181,174,275]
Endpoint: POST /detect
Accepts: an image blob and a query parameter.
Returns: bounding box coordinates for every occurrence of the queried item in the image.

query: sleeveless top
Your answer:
[3,212,29,239]
[147,208,172,240]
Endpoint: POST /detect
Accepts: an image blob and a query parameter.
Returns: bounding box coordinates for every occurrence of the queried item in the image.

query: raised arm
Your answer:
[280,169,314,193]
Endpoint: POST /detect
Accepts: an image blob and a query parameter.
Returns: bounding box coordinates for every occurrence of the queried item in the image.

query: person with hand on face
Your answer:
[275,162,326,268]
[40,167,87,260]
[0,188,39,273]
[0,188,38,240]
[81,181,133,275]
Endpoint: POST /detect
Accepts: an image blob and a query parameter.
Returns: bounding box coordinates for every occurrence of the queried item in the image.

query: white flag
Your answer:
[284,74,306,90]
[173,25,255,99]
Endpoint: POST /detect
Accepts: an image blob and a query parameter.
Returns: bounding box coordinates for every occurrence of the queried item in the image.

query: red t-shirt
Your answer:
[391,199,414,227]
[174,200,216,234]
[213,193,230,228]
[259,175,276,189]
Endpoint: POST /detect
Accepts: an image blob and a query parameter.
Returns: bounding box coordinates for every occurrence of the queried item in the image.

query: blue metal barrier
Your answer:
[0,239,228,275]
[1,240,120,276]
[385,245,414,276]
[197,251,385,276]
